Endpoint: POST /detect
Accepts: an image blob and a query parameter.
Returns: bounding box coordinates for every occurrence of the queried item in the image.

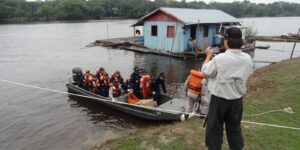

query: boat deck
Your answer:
[158,98,185,112]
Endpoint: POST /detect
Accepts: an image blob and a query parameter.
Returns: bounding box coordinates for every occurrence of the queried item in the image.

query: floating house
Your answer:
[132,7,240,53]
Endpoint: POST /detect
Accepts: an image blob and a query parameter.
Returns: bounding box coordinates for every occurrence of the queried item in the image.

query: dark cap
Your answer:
[224,27,242,39]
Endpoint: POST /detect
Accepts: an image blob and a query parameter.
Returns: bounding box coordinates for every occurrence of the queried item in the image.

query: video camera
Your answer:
[211,34,225,53]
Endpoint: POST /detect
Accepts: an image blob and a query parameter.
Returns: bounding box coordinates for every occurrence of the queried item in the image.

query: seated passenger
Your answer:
[95,67,106,79]
[110,70,126,93]
[87,75,95,92]
[93,78,100,94]
[83,70,92,90]
[123,79,130,94]
[99,72,110,97]
[111,81,121,98]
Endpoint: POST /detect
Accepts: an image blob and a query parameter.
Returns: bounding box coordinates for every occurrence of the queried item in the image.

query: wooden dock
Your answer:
[89,37,255,59]
[89,37,202,59]
[256,35,300,42]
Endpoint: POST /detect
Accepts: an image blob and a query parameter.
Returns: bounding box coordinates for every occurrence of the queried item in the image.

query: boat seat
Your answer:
[157,98,185,112]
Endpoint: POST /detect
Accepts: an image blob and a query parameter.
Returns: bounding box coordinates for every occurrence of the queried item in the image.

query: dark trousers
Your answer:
[153,90,161,105]
[205,95,244,150]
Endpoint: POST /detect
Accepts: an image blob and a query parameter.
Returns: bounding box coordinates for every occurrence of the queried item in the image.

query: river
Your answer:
[0,17,299,150]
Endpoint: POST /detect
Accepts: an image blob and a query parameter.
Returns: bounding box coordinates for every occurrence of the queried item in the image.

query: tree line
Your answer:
[0,0,300,23]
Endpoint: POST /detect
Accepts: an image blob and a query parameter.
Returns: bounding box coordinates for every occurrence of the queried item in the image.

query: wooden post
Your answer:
[290,27,300,59]
[133,26,136,38]
[106,24,109,41]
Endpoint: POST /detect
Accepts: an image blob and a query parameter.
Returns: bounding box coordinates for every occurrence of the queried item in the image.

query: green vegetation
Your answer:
[0,0,300,23]
[95,57,300,150]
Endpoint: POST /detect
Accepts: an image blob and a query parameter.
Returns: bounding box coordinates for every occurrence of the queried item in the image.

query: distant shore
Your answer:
[0,17,127,24]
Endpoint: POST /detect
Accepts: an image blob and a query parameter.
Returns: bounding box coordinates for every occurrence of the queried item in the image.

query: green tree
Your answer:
[0,4,14,20]
[36,3,53,21]
[55,0,89,20]
[111,7,119,16]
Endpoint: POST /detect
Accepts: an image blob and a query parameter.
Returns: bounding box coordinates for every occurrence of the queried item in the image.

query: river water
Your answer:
[0,17,299,150]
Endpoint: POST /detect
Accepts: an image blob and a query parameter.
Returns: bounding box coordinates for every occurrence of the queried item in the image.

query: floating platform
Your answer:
[89,37,256,59]
[255,45,270,49]
[256,35,300,42]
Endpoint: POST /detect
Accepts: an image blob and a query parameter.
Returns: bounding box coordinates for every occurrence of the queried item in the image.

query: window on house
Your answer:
[167,26,175,38]
[190,26,196,39]
[203,26,209,37]
[151,25,157,36]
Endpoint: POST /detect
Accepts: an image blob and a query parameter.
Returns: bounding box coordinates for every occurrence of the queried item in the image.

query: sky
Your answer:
[26,0,300,4]
[186,0,300,4]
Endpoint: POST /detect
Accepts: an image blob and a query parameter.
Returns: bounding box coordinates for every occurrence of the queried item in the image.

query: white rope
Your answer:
[0,79,299,131]
[243,110,285,117]
[241,121,300,130]
[0,79,187,115]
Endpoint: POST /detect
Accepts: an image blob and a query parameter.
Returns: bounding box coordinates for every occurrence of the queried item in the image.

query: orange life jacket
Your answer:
[128,93,140,104]
[100,76,109,87]
[188,70,205,95]
[140,75,151,99]
[112,83,121,97]
[92,79,99,93]
[83,75,89,86]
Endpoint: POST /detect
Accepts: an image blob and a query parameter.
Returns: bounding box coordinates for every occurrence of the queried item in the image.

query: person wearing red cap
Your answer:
[201,27,253,150]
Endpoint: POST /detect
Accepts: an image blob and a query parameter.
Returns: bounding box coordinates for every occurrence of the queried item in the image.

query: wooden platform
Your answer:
[89,37,256,60]
[256,35,300,42]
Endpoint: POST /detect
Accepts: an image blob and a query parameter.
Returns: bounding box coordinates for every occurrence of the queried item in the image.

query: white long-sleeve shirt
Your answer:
[201,49,253,100]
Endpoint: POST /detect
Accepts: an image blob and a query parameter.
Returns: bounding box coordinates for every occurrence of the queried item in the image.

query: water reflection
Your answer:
[135,53,204,83]
[67,94,157,130]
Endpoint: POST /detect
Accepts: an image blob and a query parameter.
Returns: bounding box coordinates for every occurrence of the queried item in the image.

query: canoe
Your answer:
[66,83,186,121]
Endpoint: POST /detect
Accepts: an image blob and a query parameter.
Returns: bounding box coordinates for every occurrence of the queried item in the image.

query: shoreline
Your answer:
[1,16,300,25]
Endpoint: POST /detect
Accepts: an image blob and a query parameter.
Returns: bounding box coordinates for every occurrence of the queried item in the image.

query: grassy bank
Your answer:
[95,57,300,150]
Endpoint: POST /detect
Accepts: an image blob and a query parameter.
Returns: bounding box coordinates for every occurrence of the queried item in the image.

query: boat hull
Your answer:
[66,83,185,121]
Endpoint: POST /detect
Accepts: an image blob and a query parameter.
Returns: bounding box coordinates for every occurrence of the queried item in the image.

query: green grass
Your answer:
[95,57,300,150]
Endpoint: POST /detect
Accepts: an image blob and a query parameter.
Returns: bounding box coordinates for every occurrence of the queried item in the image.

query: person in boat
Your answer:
[87,75,95,92]
[93,77,101,94]
[95,67,106,79]
[130,67,142,99]
[83,70,92,90]
[150,72,167,105]
[184,70,205,115]
[110,70,126,93]
[201,27,253,150]
[123,79,130,94]
[110,81,121,98]
[99,72,110,97]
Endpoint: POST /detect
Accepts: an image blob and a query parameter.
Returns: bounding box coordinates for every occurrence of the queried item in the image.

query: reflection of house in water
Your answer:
[132,7,240,54]
[133,53,203,83]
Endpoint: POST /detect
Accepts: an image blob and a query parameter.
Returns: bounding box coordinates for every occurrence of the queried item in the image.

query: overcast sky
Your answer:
[186,0,300,4]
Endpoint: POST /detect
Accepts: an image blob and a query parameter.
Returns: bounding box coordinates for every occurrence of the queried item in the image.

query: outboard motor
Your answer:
[72,67,83,86]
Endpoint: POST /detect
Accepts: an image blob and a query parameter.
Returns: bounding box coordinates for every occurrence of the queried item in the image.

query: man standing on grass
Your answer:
[201,27,253,150]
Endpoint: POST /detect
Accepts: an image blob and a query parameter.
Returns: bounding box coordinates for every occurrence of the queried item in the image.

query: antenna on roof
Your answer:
[218,22,222,33]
